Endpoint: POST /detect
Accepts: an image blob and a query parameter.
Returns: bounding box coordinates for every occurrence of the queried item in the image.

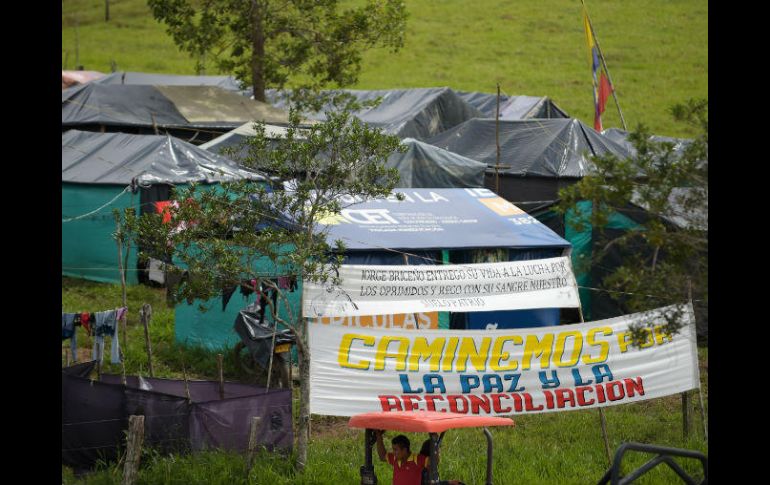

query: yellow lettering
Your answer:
[374,336,410,371]
[582,327,612,364]
[554,330,583,367]
[617,332,632,353]
[654,325,674,345]
[456,337,492,372]
[337,334,374,370]
[522,334,554,370]
[441,337,460,371]
[490,336,523,371]
[408,338,446,372]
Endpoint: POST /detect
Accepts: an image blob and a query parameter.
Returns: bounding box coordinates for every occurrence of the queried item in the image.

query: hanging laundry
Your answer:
[80,312,92,335]
[92,309,121,365]
[278,276,290,290]
[62,313,79,363]
[289,275,298,292]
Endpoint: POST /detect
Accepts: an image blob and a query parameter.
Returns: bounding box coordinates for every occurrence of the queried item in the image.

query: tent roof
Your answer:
[426,118,633,177]
[62,130,267,185]
[386,138,487,188]
[95,71,244,93]
[456,91,569,120]
[267,87,483,140]
[62,84,290,130]
[317,188,570,250]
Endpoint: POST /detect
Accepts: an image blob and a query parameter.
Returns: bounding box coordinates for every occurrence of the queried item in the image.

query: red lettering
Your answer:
[595,384,606,403]
[508,393,524,412]
[606,381,625,401]
[623,377,645,397]
[401,395,423,411]
[448,395,469,414]
[576,386,595,406]
[379,395,403,412]
[543,390,554,409]
[523,393,544,411]
[555,389,576,409]
[468,394,491,414]
[424,395,445,412]
[491,393,512,414]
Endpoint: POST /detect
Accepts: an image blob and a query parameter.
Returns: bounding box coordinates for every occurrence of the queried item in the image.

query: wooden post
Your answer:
[64,348,71,367]
[140,304,154,377]
[122,415,145,485]
[217,353,225,399]
[182,364,192,403]
[495,83,501,194]
[247,416,262,472]
[105,0,110,22]
[682,391,692,440]
[577,301,612,465]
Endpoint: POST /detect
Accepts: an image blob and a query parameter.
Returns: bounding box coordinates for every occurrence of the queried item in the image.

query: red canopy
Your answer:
[348,411,514,433]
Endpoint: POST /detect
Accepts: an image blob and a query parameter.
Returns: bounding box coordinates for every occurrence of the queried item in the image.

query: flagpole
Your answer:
[580,0,627,131]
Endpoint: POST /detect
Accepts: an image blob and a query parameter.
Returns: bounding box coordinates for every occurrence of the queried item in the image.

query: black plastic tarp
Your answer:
[456,91,569,120]
[426,118,633,178]
[62,130,267,185]
[95,71,245,94]
[267,87,483,140]
[385,138,486,188]
[62,362,293,469]
[62,84,290,131]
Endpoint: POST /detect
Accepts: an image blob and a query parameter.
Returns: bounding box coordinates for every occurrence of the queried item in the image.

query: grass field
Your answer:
[61,0,707,138]
[62,278,708,484]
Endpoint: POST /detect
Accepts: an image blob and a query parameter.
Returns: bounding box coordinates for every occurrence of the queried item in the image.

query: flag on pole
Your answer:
[583,9,613,132]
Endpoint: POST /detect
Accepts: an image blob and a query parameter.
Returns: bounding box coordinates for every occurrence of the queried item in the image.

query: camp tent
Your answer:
[62,361,292,470]
[62,130,267,284]
[94,71,246,95]
[201,125,486,189]
[175,188,572,350]
[425,117,633,206]
[383,138,487,188]
[267,87,483,140]
[62,84,290,144]
[455,91,569,120]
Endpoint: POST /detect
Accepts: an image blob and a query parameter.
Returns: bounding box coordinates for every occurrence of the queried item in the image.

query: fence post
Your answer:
[122,415,145,485]
[218,353,225,399]
[682,391,692,440]
[247,416,262,473]
[140,304,154,377]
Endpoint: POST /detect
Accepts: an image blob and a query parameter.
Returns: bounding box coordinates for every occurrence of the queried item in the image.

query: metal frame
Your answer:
[597,442,708,485]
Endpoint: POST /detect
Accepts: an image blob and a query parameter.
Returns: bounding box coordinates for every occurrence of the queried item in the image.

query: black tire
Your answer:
[233,341,290,388]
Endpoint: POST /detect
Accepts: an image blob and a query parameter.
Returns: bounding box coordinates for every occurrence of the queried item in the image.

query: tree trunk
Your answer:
[250,0,267,102]
[296,330,311,471]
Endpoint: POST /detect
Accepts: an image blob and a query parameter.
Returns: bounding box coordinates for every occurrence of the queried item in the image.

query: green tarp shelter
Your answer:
[62,130,267,284]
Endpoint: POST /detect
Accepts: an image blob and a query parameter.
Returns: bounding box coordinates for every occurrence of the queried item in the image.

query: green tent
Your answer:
[62,130,267,284]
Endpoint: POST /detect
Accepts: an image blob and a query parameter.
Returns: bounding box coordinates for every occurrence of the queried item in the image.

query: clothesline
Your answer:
[62,307,128,366]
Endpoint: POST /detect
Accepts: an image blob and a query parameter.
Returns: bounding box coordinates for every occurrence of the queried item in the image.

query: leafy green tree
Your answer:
[557,99,708,345]
[147,0,408,102]
[125,102,403,470]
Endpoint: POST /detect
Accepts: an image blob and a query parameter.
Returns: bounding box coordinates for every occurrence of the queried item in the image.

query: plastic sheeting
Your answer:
[456,91,569,120]
[426,118,633,177]
[267,87,483,140]
[200,122,292,162]
[62,84,290,130]
[62,70,106,90]
[384,138,486,188]
[95,71,245,94]
[62,362,293,469]
[318,188,570,251]
[62,130,267,184]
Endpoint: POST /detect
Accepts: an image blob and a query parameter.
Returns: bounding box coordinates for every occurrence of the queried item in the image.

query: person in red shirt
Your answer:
[375,430,429,485]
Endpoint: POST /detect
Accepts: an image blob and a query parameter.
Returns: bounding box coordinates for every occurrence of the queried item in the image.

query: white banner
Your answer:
[309,304,700,417]
[303,257,580,318]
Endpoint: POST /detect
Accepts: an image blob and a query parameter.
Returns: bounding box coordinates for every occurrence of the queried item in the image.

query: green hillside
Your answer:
[62,0,707,138]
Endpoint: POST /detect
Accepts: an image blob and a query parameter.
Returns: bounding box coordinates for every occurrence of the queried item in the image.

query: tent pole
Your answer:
[495,84,501,193]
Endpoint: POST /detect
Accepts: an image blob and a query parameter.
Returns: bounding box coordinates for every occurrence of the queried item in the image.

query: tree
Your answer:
[147,0,408,102]
[124,101,404,471]
[557,99,708,346]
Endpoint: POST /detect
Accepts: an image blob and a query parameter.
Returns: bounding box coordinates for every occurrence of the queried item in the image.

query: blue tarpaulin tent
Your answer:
[175,188,572,349]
